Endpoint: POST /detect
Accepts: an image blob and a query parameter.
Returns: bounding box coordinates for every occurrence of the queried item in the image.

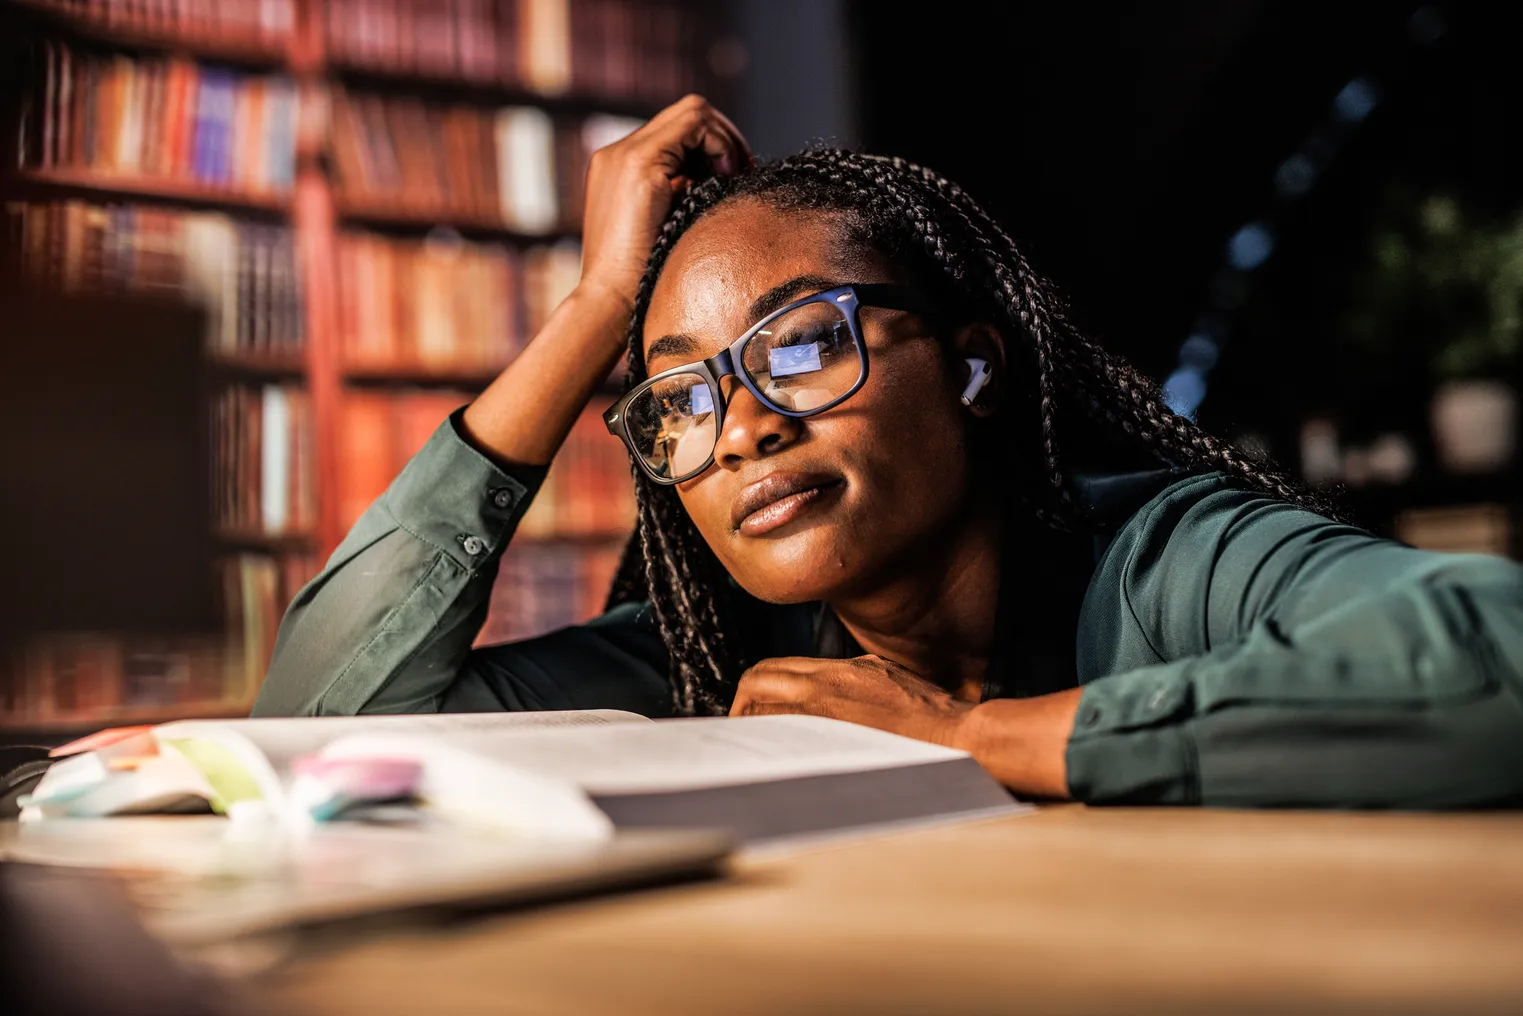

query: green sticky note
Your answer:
[161,738,266,815]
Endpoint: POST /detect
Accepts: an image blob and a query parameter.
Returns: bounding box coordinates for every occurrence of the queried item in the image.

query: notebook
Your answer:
[21,710,1026,846]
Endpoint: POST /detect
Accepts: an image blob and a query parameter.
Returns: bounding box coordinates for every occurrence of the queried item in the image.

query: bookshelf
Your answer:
[1,0,702,737]
[7,0,293,68]
[333,194,579,240]
[10,165,291,212]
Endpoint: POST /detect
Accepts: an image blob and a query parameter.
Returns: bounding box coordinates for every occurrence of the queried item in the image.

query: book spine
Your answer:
[339,391,398,531]
[231,218,249,353]
[69,47,90,167]
[261,384,290,534]
[41,41,59,169]
[268,77,297,192]
[56,43,75,169]
[521,0,572,96]
[116,55,143,174]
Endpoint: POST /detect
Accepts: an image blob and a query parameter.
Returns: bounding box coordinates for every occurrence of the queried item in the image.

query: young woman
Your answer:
[254,96,1523,807]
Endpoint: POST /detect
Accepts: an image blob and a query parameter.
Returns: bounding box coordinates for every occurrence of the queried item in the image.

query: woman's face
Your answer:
[641,198,979,605]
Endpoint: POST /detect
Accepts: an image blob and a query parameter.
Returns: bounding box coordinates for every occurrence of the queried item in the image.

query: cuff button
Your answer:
[460,535,486,556]
[1078,704,1103,729]
[491,489,513,509]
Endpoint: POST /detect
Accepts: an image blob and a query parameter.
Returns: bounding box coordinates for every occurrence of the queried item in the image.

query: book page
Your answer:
[159,710,650,780]
[321,715,965,796]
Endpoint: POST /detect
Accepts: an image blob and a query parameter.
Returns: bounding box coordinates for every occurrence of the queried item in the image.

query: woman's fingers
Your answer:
[706,104,755,168]
[576,95,747,319]
[636,97,750,181]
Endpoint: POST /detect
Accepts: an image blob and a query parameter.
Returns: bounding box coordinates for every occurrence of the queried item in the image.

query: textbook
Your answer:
[21,710,1025,846]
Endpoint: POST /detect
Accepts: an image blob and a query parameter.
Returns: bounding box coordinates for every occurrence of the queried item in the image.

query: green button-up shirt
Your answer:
[253,413,1523,807]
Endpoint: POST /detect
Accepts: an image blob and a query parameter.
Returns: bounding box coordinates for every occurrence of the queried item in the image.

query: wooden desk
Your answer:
[268,806,1523,1015]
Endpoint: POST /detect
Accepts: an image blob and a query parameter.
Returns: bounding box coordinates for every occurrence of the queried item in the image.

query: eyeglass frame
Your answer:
[604,283,938,485]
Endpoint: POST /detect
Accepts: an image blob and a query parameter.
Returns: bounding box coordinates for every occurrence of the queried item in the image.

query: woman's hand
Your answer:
[578,94,752,319]
[730,655,978,750]
[462,96,748,467]
[730,655,1082,799]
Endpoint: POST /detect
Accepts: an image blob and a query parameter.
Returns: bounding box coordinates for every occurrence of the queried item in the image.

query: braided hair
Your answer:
[606,149,1325,716]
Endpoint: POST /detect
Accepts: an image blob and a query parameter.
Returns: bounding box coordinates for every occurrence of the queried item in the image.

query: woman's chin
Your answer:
[725,527,869,605]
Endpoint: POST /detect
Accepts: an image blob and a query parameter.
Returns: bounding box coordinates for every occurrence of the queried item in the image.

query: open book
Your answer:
[23,711,1025,846]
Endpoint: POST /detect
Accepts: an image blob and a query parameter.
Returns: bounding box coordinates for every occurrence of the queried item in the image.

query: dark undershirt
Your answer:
[808,522,1094,702]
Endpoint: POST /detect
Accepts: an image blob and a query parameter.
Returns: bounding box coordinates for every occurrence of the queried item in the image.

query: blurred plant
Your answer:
[1343,188,1523,380]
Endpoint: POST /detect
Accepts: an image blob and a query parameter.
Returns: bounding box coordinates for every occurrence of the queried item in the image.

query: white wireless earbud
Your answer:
[960,358,992,406]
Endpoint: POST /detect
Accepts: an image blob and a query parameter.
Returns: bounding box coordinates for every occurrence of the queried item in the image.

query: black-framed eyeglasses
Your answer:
[605,283,936,485]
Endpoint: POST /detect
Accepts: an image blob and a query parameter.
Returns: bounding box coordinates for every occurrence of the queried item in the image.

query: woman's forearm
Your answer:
[460,282,632,468]
[957,688,1083,799]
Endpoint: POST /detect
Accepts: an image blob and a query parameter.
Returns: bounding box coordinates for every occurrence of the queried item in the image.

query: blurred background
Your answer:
[0,0,1517,742]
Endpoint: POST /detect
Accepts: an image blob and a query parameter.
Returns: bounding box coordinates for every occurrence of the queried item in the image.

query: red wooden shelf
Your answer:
[207,352,308,378]
[515,530,633,547]
[343,361,505,389]
[214,526,319,551]
[9,0,291,67]
[343,361,627,396]
[328,54,664,120]
[334,194,577,242]
[0,697,257,735]
[10,167,291,215]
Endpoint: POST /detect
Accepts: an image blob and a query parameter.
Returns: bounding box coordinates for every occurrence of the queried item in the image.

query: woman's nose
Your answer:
[713,377,802,470]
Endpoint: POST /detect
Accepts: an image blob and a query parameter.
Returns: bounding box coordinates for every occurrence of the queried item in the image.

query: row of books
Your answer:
[326,0,692,104]
[331,89,638,232]
[338,390,634,538]
[18,0,297,46]
[522,238,584,335]
[223,552,315,700]
[518,395,638,538]
[18,41,298,193]
[337,229,520,373]
[214,384,317,537]
[339,389,475,529]
[21,0,691,107]
[476,538,625,646]
[336,232,583,373]
[6,200,305,358]
[1,553,317,727]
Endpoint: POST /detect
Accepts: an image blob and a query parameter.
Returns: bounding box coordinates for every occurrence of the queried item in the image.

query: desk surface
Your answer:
[268,806,1523,1015]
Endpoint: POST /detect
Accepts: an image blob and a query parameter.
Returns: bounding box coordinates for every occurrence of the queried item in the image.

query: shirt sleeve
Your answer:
[1067,474,1523,808]
[250,410,672,718]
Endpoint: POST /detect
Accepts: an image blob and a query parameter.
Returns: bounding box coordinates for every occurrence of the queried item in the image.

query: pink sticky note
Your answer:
[50,726,156,758]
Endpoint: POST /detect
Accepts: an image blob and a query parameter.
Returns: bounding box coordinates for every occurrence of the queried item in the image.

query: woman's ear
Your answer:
[951,322,1007,417]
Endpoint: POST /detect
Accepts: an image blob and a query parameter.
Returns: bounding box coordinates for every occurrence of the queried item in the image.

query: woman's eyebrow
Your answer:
[645,333,704,364]
[747,274,844,323]
[746,274,852,321]
[646,275,847,365]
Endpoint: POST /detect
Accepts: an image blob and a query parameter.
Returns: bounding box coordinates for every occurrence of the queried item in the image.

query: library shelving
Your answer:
[10,166,292,213]
[1,0,704,738]
[7,0,294,68]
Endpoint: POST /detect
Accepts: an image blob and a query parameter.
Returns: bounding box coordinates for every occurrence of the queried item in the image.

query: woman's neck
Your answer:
[827,494,1006,701]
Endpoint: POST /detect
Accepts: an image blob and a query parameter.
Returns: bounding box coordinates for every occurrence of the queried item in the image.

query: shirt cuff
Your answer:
[383,408,548,570]
[1064,662,1201,804]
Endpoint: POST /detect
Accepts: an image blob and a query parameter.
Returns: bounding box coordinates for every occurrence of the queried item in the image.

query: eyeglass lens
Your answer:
[623,299,863,480]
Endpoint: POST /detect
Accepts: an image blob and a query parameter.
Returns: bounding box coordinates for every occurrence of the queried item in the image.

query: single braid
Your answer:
[605,149,1332,714]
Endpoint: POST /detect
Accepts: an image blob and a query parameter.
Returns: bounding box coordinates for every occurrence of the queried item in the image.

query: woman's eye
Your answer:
[775,324,841,349]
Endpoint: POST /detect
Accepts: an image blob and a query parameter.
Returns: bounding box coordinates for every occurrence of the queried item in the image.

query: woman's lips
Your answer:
[732,472,844,536]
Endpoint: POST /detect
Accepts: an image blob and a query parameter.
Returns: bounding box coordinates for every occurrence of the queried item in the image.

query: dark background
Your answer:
[846,1,1520,466]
